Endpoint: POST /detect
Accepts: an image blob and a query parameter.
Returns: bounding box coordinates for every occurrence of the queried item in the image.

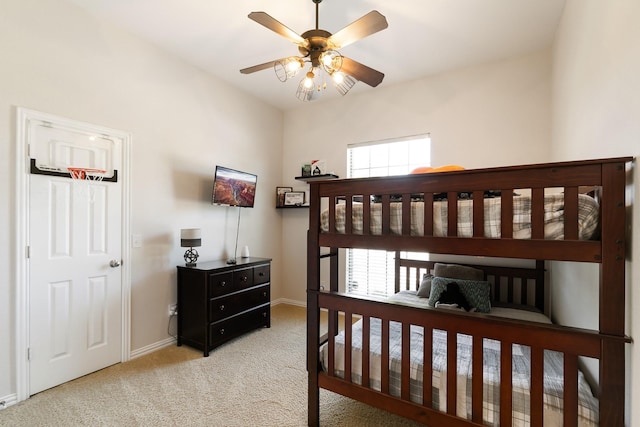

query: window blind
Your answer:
[346,135,431,297]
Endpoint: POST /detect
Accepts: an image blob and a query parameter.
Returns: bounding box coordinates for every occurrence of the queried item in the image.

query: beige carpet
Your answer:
[0,305,421,427]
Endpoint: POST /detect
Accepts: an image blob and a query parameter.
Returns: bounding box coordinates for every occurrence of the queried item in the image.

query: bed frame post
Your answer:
[598,161,628,426]
[307,183,321,427]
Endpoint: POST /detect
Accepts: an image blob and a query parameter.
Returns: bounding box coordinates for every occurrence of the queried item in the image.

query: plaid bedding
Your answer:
[320,193,600,240]
[319,292,599,426]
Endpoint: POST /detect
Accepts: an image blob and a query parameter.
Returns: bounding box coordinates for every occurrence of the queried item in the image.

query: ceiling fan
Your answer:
[240,0,388,101]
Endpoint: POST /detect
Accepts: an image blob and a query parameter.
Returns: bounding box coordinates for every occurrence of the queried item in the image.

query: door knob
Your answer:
[109,259,121,268]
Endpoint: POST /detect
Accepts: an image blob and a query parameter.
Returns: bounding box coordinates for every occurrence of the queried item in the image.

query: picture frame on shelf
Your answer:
[276,186,293,207]
[284,191,305,206]
[301,163,312,177]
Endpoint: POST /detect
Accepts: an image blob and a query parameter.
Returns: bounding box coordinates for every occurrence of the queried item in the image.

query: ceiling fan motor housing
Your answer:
[299,29,333,66]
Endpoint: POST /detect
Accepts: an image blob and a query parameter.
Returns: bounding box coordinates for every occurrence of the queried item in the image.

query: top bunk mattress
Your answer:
[321,193,600,240]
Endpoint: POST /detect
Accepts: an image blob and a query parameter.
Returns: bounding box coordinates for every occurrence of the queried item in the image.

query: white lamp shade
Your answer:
[180,228,202,247]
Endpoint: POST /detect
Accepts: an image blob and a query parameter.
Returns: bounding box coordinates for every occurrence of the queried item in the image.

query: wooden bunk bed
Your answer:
[306,157,632,427]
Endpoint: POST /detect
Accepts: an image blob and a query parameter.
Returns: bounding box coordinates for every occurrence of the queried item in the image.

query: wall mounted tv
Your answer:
[212,165,257,208]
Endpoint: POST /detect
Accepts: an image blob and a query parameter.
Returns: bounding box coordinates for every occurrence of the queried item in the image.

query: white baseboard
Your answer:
[129,336,175,359]
[271,298,305,308]
[0,393,18,410]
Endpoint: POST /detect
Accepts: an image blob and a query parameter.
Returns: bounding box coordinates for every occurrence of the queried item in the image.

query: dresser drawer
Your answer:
[233,267,254,288]
[254,264,270,285]
[209,285,270,322]
[208,271,234,297]
[209,305,270,347]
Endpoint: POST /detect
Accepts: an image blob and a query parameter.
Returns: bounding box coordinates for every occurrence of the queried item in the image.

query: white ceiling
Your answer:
[64,0,565,111]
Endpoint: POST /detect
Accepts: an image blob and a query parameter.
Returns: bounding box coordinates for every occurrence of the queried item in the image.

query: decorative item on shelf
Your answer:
[301,164,312,177]
[310,159,326,176]
[276,186,293,207]
[180,228,201,267]
[284,191,306,206]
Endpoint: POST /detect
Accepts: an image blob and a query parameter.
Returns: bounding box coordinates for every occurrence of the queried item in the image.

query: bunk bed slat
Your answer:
[471,336,483,423]
[402,193,411,236]
[423,327,433,407]
[362,195,371,235]
[530,347,544,427]
[563,187,579,240]
[327,311,336,377]
[500,342,513,427]
[382,195,391,235]
[563,353,579,427]
[473,190,484,238]
[424,193,434,236]
[501,189,514,238]
[531,188,545,240]
[345,197,353,235]
[381,319,390,394]
[447,331,458,415]
[401,323,411,400]
[448,192,458,237]
[344,312,353,384]
[362,316,371,387]
[328,195,336,233]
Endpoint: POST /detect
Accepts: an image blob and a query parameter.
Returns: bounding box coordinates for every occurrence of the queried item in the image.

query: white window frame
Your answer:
[346,135,431,297]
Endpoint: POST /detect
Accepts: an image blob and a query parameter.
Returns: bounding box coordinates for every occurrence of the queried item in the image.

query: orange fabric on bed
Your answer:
[410,165,465,174]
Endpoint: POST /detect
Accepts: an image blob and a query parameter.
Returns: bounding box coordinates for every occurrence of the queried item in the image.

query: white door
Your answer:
[26,119,124,395]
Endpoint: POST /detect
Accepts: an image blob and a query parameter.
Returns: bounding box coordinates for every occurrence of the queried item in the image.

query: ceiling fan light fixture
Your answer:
[320,49,343,74]
[333,72,356,96]
[274,57,304,82]
[297,68,323,101]
[241,0,388,102]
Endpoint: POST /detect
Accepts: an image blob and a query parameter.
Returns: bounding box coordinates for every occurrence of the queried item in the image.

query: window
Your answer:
[346,135,431,297]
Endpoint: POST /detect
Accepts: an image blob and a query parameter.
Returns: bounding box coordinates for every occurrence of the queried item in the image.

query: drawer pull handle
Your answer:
[259,272,265,277]
[262,312,267,318]
[219,328,225,335]
[220,281,226,287]
[241,276,248,282]
[262,292,267,298]
[219,305,225,311]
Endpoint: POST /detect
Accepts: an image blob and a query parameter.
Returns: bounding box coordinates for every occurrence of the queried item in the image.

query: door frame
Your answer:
[14,107,132,402]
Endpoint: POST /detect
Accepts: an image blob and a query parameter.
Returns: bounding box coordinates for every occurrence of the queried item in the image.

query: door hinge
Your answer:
[26,246,30,259]
[27,347,30,361]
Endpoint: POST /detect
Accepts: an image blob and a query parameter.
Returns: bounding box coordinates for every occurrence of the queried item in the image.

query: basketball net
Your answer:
[68,167,106,203]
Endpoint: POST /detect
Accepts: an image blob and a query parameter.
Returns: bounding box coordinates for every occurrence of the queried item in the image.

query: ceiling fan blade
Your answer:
[248,12,308,47]
[328,11,388,49]
[240,58,282,74]
[341,57,384,87]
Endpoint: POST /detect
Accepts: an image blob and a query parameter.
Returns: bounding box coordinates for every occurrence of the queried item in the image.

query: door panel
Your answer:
[28,120,122,395]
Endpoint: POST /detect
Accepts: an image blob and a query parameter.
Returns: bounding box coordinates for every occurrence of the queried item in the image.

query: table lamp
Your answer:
[181,228,201,267]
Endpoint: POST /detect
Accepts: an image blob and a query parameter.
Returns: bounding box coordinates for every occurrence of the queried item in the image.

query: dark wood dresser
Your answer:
[176,257,271,356]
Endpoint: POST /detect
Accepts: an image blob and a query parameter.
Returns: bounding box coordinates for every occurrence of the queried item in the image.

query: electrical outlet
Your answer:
[168,304,178,316]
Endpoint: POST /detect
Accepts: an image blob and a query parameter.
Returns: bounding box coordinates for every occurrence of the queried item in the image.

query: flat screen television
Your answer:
[212,165,257,208]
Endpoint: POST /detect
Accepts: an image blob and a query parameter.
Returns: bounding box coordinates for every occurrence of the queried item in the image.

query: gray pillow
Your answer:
[428,277,491,313]
[434,263,484,281]
[416,274,433,298]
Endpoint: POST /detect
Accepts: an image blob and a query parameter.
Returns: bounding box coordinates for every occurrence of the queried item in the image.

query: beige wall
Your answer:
[0,0,283,400]
[280,49,553,304]
[551,0,640,423]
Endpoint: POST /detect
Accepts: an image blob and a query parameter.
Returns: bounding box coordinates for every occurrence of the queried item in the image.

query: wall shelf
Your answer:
[294,174,339,183]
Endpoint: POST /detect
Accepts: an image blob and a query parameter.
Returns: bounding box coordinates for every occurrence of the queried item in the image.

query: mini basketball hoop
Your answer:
[68,167,107,202]
[68,167,106,182]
